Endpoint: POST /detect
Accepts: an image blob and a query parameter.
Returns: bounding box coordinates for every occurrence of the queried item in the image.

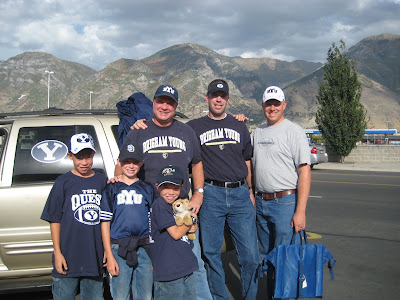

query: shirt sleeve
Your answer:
[187,125,202,165]
[241,122,253,160]
[40,177,65,223]
[156,202,176,231]
[100,184,114,221]
[291,125,311,167]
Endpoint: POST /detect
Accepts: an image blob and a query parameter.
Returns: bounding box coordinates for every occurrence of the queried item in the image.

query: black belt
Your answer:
[257,189,297,200]
[205,179,246,188]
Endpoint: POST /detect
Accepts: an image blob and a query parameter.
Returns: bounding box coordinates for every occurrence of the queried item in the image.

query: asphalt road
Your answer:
[225,169,400,300]
[5,169,400,299]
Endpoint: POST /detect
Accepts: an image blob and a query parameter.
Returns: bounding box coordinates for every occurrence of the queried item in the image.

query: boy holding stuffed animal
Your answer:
[150,165,199,300]
[100,143,154,300]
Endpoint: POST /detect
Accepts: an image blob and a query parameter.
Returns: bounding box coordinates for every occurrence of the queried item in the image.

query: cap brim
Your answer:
[263,97,284,103]
[157,180,183,186]
[70,146,96,154]
[154,92,178,103]
[207,87,229,96]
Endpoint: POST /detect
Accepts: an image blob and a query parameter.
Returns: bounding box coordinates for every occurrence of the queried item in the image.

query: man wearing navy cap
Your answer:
[187,79,260,300]
[118,84,212,299]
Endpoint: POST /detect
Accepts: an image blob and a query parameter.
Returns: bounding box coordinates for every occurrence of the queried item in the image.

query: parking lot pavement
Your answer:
[312,162,400,173]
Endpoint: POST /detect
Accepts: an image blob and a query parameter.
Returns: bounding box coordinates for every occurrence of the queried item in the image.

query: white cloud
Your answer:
[240,49,295,62]
[0,0,399,69]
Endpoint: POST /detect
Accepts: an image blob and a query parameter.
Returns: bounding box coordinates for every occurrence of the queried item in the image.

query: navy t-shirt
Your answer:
[187,114,253,182]
[41,171,107,278]
[122,119,202,198]
[100,179,154,239]
[150,196,198,282]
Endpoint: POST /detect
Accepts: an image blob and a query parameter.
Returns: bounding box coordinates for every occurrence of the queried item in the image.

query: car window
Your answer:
[111,125,119,143]
[0,128,7,161]
[12,125,106,185]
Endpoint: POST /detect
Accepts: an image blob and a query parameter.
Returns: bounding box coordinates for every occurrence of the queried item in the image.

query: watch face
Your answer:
[196,188,204,193]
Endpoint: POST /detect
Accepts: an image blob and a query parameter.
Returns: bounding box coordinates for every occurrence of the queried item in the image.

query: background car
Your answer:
[310,143,328,168]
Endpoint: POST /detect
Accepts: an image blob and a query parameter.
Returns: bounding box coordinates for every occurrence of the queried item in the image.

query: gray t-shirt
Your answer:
[252,119,310,193]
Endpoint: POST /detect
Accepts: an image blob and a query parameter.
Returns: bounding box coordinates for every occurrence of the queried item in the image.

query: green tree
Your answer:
[315,40,367,162]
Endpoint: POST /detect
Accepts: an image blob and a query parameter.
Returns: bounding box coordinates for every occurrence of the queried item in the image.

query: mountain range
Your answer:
[0,33,399,129]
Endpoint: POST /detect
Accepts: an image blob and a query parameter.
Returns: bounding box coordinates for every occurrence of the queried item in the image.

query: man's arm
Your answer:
[291,163,311,233]
[189,161,204,214]
[131,119,148,130]
[50,222,68,275]
[245,159,255,206]
[233,114,248,123]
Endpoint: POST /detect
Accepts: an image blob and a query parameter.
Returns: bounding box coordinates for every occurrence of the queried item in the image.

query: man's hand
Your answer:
[54,251,68,275]
[188,211,198,233]
[291,211,306,233]
[107,174,122,184]
[233,114,248,123]
[130,119,148,130]
[188,192,203,214]
[249,191,256,207]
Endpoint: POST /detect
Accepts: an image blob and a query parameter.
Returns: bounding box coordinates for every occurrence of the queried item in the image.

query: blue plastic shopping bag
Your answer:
[260,231,336,299]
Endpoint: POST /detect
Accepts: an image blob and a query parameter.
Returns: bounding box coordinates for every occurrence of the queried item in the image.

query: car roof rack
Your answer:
[0,108,189,119]
[0,108,117,119]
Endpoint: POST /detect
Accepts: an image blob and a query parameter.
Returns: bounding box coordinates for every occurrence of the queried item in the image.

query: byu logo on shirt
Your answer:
[71,189,101,225]
[117,190,143,205]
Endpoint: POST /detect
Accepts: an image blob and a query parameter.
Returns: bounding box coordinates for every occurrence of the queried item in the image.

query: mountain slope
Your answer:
[284,33,400,129]
[348,33,400,95]
[0,52,96,111]
[0,34,398,130]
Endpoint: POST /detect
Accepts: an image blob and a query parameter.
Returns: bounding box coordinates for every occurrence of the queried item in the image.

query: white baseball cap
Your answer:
[262,86,285,103]
[70,133,96,154]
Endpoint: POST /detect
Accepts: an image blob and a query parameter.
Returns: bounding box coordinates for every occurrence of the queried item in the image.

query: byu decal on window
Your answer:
[31,140,68,163]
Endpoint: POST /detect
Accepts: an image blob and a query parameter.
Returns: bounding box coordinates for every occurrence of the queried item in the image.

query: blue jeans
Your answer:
[256,193,301,300]
[190,230,213,300]
[109,244,153,300]
[154,273,196,300]
[52,276,103,300]
[200,183,260,300]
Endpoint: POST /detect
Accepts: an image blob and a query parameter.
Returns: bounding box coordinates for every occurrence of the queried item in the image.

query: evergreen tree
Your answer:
[315,40,367,162]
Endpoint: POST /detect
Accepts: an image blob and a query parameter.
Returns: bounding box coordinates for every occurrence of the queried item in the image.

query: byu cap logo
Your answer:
[163,86,175,94]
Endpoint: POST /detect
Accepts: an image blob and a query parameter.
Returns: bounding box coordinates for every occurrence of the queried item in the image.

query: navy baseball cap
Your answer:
[119,143,143,162]
[207,82,229,96]
[153,84,179,103]
[156,165,184,186]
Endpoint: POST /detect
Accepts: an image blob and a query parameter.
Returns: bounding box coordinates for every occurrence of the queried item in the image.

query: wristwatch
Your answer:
[195,188,204,193]
[191,216,198,224]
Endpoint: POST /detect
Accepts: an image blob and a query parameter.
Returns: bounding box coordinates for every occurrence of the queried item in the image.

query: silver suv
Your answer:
[0,109,121,293]
[0,109,231,293]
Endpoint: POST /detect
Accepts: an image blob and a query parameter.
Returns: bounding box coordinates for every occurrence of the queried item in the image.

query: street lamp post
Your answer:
[89,91,94,110]
[45,71,54,109]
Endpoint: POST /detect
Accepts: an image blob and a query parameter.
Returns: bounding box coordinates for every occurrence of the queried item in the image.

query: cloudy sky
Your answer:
[1,0,399,70]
